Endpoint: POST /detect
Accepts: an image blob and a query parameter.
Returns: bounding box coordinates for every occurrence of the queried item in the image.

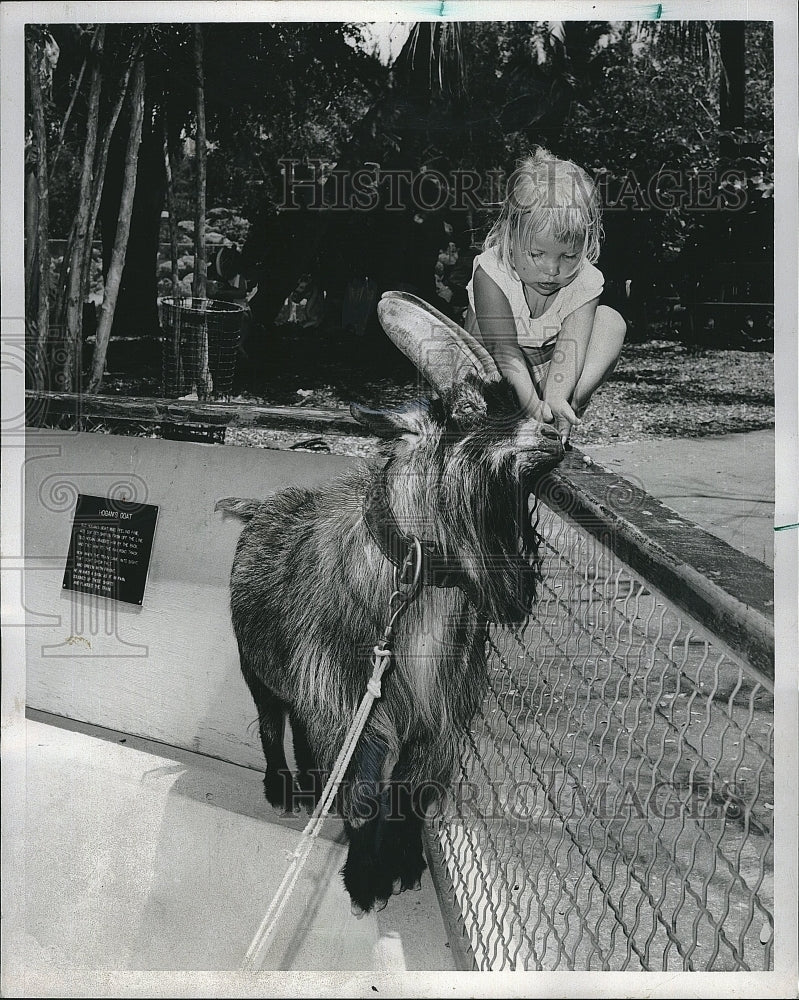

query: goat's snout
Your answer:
[539,423,561,442]
[540,424,565,460]
[517,418,565,459]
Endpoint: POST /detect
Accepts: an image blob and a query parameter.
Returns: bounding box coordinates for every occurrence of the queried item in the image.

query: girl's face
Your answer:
[511,225,583,296]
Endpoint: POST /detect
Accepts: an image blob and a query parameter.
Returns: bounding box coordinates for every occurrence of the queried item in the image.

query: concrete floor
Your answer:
[583,429,775,567]
[15,714,455,980]
[7,427,781,995]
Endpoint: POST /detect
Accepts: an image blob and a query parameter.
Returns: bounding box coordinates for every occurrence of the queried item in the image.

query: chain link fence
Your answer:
[21,355,774,970]
[428,469,774,973]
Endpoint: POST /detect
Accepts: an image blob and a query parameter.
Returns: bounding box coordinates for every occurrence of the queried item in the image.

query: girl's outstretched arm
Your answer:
[544,295,600,442]
[468,266,550,422]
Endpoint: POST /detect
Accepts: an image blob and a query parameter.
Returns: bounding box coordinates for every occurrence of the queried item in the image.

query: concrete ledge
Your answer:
[538,449,775,688]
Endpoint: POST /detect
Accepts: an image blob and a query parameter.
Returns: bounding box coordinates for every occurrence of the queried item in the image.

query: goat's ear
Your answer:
[443,379,489,431]
[350,398,441,438]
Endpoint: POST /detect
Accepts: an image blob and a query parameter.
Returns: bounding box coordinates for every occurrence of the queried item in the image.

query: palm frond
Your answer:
[633,19,720,77]
[402,21,467,97]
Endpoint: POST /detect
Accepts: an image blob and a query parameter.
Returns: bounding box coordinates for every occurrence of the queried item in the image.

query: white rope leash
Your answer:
[240,644,392,971]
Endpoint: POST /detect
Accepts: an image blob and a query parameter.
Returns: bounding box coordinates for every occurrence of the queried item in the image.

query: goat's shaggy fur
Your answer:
[219,376,563,912]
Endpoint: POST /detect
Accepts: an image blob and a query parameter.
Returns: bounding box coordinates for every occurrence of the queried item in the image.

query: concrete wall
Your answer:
[24,429,359,769]
[24,427,775,763]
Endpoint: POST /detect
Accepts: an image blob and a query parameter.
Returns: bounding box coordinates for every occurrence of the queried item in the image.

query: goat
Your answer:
[217,291,564,914]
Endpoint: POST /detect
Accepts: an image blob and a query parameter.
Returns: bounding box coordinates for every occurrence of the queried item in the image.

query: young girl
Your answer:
[465,148,626,443]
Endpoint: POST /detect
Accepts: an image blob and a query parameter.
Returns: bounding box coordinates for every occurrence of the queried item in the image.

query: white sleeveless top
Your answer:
[466,245,604,349]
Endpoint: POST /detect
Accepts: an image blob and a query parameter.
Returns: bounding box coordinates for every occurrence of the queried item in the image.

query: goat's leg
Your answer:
[381,750,429,894]
[240,660,294,811]
[383,783,426,893]
[341,736,395,912]
[289,711,323,810]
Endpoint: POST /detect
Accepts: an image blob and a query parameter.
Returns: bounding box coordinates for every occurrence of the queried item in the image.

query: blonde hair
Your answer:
[485,147,603,270]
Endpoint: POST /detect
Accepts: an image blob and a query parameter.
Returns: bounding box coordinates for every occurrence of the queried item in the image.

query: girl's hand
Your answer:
[529,399,554,425]
[546,397,582,443]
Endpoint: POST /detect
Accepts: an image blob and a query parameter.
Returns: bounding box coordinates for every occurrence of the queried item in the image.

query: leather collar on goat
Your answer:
[363,466,473,597]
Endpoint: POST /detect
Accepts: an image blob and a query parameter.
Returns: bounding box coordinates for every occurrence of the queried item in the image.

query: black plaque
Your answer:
[62,494,159,606]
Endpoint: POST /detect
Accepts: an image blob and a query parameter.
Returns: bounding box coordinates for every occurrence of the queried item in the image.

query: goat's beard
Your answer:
[441,454,545,626]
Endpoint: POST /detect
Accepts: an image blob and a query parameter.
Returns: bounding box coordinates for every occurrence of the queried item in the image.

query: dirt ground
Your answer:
[101,319,774,448]
[220,331,775,447]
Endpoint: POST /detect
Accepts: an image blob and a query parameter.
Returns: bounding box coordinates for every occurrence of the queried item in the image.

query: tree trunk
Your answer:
[25,162,39,318]
[719,22,746,164]
[162,118,180,295]
[162,112,183,392]
[87,58,146,393]
[79,49,137,308]
[25,33,51,385]
[719,22,746,132]
[192,24,207,301]
[49,55,87,181]
[60,23,105,392]
[99,110,166,341]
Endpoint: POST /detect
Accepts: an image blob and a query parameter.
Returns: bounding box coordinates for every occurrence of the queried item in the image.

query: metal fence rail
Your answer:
[428,454,774,972]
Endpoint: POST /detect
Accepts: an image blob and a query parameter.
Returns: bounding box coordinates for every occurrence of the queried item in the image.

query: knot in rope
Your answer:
[368,644,393,699]
[372,644,391,665]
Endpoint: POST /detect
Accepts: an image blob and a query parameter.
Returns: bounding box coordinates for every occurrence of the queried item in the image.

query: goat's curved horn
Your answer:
[377,290,501,393]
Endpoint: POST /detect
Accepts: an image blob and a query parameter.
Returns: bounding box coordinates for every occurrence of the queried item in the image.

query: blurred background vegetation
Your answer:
[26,19,774,397]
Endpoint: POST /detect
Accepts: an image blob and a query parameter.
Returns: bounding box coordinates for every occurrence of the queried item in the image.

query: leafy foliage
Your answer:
[197,23,385,220]
[561,22,772,244]
[35,18,774,345]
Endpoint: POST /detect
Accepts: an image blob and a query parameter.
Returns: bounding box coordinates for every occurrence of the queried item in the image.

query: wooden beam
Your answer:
[25,391,372,436]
